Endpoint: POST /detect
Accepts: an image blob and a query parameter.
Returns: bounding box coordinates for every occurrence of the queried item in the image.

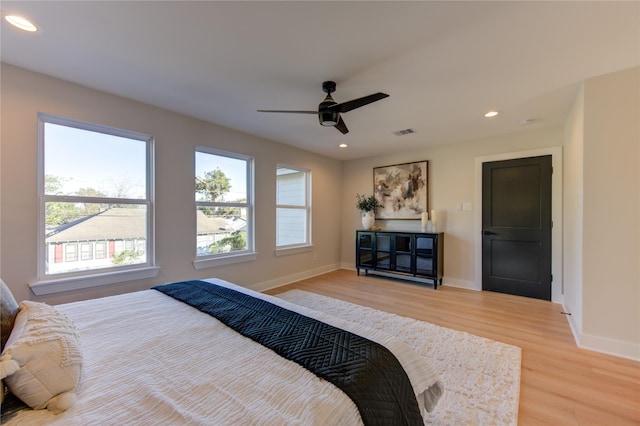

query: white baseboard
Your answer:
[440,277,479,291]
[578,332,640,362]
[340,263,356,271]
[561,300,639,361]
[252,263,341,292]
[562,299,581,346]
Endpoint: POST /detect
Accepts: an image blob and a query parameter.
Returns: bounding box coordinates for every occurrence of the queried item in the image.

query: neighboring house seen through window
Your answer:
[194,146,255,269]
[276,165,311,252]
[34,113,157,294]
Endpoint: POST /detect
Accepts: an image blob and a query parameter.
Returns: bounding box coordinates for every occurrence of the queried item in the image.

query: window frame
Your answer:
[31,113,158,296]
[275,164,313,256]
[193,146,256,270]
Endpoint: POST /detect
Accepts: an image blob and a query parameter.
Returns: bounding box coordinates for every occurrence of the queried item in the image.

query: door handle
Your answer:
[482,230,496,236]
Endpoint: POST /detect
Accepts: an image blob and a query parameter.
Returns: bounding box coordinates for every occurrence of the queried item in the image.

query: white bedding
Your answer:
[3,278,441,425]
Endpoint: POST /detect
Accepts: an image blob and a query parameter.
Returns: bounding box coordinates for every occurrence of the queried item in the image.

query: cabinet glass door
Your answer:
[415,235,434,275]
[394,234,413,273]
[375,234,392,269]
[358,232,374,267]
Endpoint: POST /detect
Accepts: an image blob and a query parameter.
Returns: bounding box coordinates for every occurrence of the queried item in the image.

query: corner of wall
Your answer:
[252,263,341,292]
[442,277,479,291]
[561,82,585,340]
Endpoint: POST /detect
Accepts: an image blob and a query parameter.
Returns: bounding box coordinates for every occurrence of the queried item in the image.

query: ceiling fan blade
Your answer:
[327,92,389,113]
[257,109,317,114]
[334,116,349,134]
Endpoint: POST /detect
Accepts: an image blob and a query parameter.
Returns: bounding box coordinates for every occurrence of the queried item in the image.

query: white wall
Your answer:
[580,67,639,359]
[0,64,343,304]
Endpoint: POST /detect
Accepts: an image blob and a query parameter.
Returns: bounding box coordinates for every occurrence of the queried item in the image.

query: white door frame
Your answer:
[474,147,563,303]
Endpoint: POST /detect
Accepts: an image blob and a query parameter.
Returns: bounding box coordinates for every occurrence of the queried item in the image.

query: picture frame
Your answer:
[373,160,428,219]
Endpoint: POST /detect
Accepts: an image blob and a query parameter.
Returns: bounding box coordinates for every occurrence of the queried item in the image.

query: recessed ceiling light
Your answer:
[484,111,499,118]
[338,143,348,148]
[4,14,38,32]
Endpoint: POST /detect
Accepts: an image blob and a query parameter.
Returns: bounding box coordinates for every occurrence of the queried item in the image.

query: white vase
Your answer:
[361,211,375,230]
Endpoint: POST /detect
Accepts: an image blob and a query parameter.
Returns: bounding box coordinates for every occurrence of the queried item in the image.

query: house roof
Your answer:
[46,208,147,242]
[196,210,246,235]
[46,208,244,243]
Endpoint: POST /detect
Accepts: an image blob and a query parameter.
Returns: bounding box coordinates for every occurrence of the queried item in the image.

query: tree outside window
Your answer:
[195,147,253,258]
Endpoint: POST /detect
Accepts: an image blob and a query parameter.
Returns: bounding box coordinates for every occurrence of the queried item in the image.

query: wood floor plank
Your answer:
[265,269,640,425]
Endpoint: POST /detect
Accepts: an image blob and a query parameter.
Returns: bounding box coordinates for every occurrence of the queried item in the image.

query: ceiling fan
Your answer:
[257,81,389,134]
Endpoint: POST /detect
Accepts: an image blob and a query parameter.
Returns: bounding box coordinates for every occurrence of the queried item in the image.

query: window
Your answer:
[194,146,254,268]
[33,113,157,295]
[95,241,107,259]
[80,243,93,261]
[276,165,311,253]
[65,244,78,262]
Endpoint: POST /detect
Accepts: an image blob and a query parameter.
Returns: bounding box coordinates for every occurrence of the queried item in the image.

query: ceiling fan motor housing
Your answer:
[319,93,339,126]
[319,109,339,126]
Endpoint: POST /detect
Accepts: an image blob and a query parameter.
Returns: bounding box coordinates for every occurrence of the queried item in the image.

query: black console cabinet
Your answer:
[356,230,444,288]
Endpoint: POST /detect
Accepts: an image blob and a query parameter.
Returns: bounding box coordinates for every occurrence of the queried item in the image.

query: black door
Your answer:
[482,156,552,300]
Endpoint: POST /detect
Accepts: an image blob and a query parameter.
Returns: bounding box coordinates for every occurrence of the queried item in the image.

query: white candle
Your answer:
[430,210,438,223]
[421,212,428,227]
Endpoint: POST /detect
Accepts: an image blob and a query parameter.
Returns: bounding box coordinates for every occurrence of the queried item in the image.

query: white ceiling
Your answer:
[1,1,638,161]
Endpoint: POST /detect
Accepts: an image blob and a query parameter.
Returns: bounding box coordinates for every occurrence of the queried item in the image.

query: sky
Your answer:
[45,123,147,199]
[45,122,248,202]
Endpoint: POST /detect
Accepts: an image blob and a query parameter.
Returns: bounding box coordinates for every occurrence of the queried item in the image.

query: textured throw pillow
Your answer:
[0,279,19,353]
[0,300,82,414]
[0,279,19,405]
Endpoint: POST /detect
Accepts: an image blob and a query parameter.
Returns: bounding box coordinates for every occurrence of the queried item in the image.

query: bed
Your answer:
[1,278,443,425]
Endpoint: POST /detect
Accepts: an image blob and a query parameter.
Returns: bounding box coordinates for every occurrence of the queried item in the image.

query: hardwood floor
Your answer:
[265,269,640,425]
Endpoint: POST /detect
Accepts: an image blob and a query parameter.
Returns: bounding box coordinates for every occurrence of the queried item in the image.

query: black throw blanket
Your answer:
[153,280,423,425]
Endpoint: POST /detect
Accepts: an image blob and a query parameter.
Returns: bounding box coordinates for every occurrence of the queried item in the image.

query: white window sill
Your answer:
[274,244,314,257]
[193,251,257,270]
[30,266,161,296]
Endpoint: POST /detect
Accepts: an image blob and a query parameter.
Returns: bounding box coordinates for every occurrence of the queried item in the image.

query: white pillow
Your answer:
[0,300,82,414]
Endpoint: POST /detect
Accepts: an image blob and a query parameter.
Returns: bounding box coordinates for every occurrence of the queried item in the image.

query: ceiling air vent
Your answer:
[393,128,415,136]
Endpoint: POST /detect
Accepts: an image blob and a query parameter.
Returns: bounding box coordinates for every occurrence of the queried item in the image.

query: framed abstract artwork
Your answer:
[373,160,428,219]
